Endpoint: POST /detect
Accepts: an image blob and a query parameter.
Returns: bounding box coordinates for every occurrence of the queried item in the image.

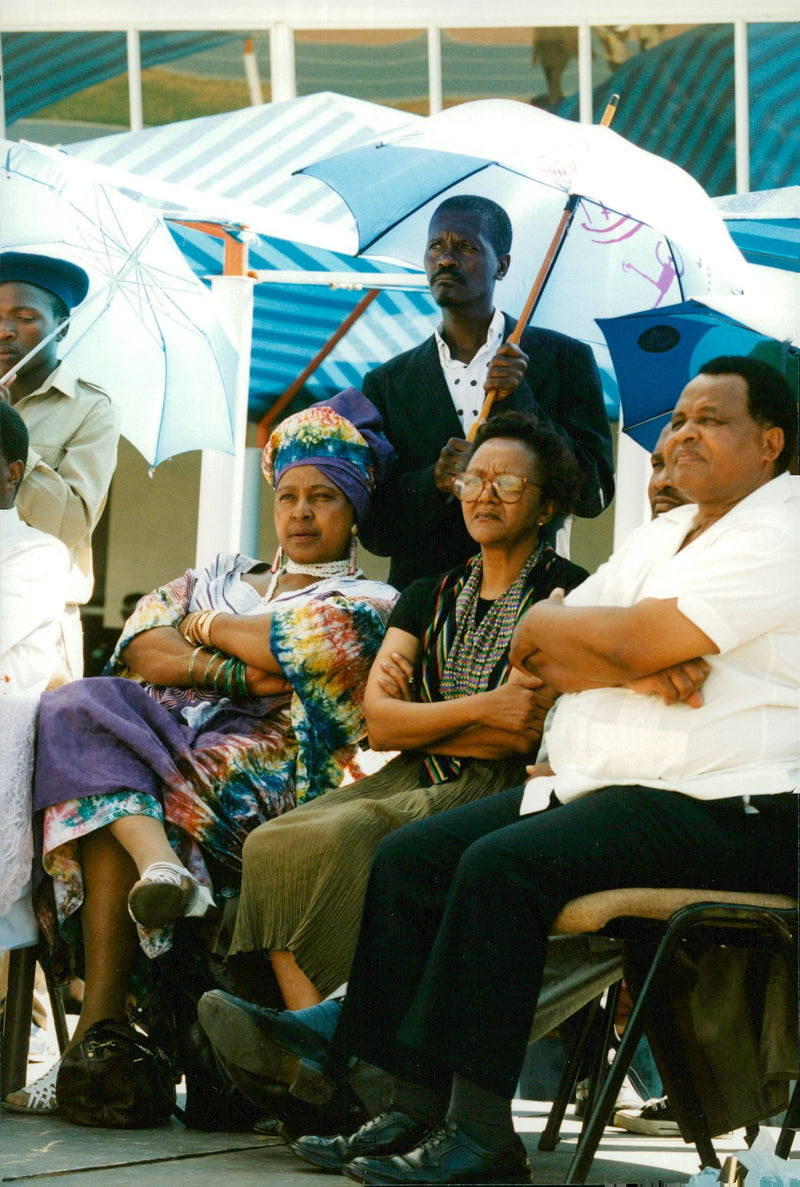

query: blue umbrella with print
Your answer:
[598,296,799,451]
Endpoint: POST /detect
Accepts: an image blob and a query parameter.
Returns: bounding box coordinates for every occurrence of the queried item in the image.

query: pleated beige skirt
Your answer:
[230,752,529,998]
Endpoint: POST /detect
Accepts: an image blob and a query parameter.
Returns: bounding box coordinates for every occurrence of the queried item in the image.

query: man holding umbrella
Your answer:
[0,252,121,678]
[359,196,615,589]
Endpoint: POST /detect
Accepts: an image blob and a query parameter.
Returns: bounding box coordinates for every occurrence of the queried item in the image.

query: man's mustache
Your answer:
[431,268,463,284]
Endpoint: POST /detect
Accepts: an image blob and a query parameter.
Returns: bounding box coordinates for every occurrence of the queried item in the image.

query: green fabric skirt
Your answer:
[229,752,528,998]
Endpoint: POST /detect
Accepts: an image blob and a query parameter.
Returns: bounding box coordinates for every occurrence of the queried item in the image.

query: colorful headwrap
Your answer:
[261,388,395,526]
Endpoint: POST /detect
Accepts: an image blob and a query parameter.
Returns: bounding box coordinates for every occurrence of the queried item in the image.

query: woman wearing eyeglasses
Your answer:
[215,414,587,1094]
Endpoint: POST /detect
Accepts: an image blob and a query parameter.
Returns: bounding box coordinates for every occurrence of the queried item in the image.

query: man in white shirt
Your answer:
[0,251,120,678]
[284,356,798,1186]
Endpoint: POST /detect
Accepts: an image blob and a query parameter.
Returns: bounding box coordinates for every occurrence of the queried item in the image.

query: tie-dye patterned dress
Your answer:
[33,554,397,964]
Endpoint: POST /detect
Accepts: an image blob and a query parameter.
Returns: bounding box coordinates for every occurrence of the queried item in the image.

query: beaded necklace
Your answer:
[262,558,353,605]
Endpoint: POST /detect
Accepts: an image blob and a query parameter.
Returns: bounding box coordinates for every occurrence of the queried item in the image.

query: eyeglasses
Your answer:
[453,472,541,504]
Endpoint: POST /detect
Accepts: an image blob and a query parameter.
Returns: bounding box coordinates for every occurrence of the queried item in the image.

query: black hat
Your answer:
[0,251,90,310]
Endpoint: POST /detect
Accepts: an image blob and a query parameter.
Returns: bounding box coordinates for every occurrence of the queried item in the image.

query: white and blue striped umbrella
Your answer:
[0,139,239,467]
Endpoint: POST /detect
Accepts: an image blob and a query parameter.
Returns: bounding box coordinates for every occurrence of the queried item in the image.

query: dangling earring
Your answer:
[271,546,284,574]
[348,526,358,576]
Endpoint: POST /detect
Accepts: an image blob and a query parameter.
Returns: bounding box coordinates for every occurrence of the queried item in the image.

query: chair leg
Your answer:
[1,947,36,1098]
[582,980,621,1131]
[565,996,647,1183]
[48,977,70,1054]
[539,996,601,1151]
[775,1080,800,1160]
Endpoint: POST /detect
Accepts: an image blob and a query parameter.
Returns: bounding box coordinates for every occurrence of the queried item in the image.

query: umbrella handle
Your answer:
[466,391,496,441]
[600,93,620,126]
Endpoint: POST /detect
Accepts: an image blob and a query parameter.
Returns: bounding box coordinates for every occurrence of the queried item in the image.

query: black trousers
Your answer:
[335,785,797,1098]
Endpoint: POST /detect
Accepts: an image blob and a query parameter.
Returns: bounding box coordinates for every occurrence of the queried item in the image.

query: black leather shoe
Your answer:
[344,1121,531,1184]
[290,1110,426,1171]
[214,1057,368,1139]
[198,989,335,1081]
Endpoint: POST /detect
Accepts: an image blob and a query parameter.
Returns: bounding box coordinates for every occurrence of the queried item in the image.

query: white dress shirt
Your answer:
[522,473,800,812]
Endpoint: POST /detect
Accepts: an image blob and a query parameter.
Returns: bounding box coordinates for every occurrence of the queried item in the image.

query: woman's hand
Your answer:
[244,666,292,697]
[376,651,418,702]
[479,677,555,740]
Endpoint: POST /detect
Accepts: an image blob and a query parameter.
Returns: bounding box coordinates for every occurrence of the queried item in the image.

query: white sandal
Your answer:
[3,1059,62,1114]
[127,861,215,930]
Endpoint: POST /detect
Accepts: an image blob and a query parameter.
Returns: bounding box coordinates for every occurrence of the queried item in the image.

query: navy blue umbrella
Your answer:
[598,299,797,451]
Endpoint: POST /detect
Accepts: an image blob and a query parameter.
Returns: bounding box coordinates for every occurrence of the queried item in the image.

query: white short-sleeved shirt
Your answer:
[521,473,800,813]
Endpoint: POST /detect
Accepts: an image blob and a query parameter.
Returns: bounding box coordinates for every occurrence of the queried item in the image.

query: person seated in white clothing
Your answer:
[0,401,69,1067]
[0,402,69,694]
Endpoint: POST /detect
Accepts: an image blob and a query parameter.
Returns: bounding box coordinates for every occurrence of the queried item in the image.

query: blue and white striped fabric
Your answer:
[557,23,799,195]
[714,187,800,273]
[1,31,239,123]
[70,91,419,231]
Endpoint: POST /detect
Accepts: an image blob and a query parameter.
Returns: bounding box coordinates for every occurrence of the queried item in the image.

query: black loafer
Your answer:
[198,989,334,1081]
[215,1056,367,1139]
[290,1110,426,1171]
[344,1120,531,1184]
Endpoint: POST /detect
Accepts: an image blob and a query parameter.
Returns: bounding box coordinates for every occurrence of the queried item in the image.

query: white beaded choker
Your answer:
[263,557,353,605]
[285,558,351,578]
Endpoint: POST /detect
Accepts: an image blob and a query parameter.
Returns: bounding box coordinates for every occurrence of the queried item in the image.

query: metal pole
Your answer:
[243,36,264,105]
[270,22,296,102]
[578,23,593,125]
[126,29,143,132]
[0,35,6,140]
[428,25,442,115]
[733,19,750,194]
[196,264,256,568]
[612,427,650,549]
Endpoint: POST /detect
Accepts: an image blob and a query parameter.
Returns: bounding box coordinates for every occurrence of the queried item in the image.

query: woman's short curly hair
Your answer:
[470,411,585,517]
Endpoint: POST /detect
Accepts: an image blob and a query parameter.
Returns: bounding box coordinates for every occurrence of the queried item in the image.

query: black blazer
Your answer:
[360,316,615,590]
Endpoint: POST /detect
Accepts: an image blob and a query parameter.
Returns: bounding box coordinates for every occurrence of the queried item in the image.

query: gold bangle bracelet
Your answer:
[188,645,209,690]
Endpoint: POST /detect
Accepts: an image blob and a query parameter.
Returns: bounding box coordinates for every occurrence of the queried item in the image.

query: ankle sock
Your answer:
[447,1073,515,1151]
[289,996,342,1042]
[392,1075,448,1126]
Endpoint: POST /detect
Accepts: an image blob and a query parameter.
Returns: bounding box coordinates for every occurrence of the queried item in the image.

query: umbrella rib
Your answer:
[357,162,492,255]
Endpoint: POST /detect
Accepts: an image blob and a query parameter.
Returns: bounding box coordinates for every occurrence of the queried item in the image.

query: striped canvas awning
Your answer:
[714,187,800,273]
[557,23,800,196]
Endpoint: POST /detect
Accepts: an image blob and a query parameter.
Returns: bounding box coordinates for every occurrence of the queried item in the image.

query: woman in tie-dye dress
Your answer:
[7,391,397,1115]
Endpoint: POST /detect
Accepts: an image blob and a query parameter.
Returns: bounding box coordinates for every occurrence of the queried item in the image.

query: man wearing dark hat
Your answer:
[0,251,121,678]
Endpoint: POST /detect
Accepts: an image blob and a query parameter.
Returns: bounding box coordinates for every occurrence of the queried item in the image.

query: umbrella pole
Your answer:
[467,194,579,441]
[467,91,621,441]
[255,288,381,448]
